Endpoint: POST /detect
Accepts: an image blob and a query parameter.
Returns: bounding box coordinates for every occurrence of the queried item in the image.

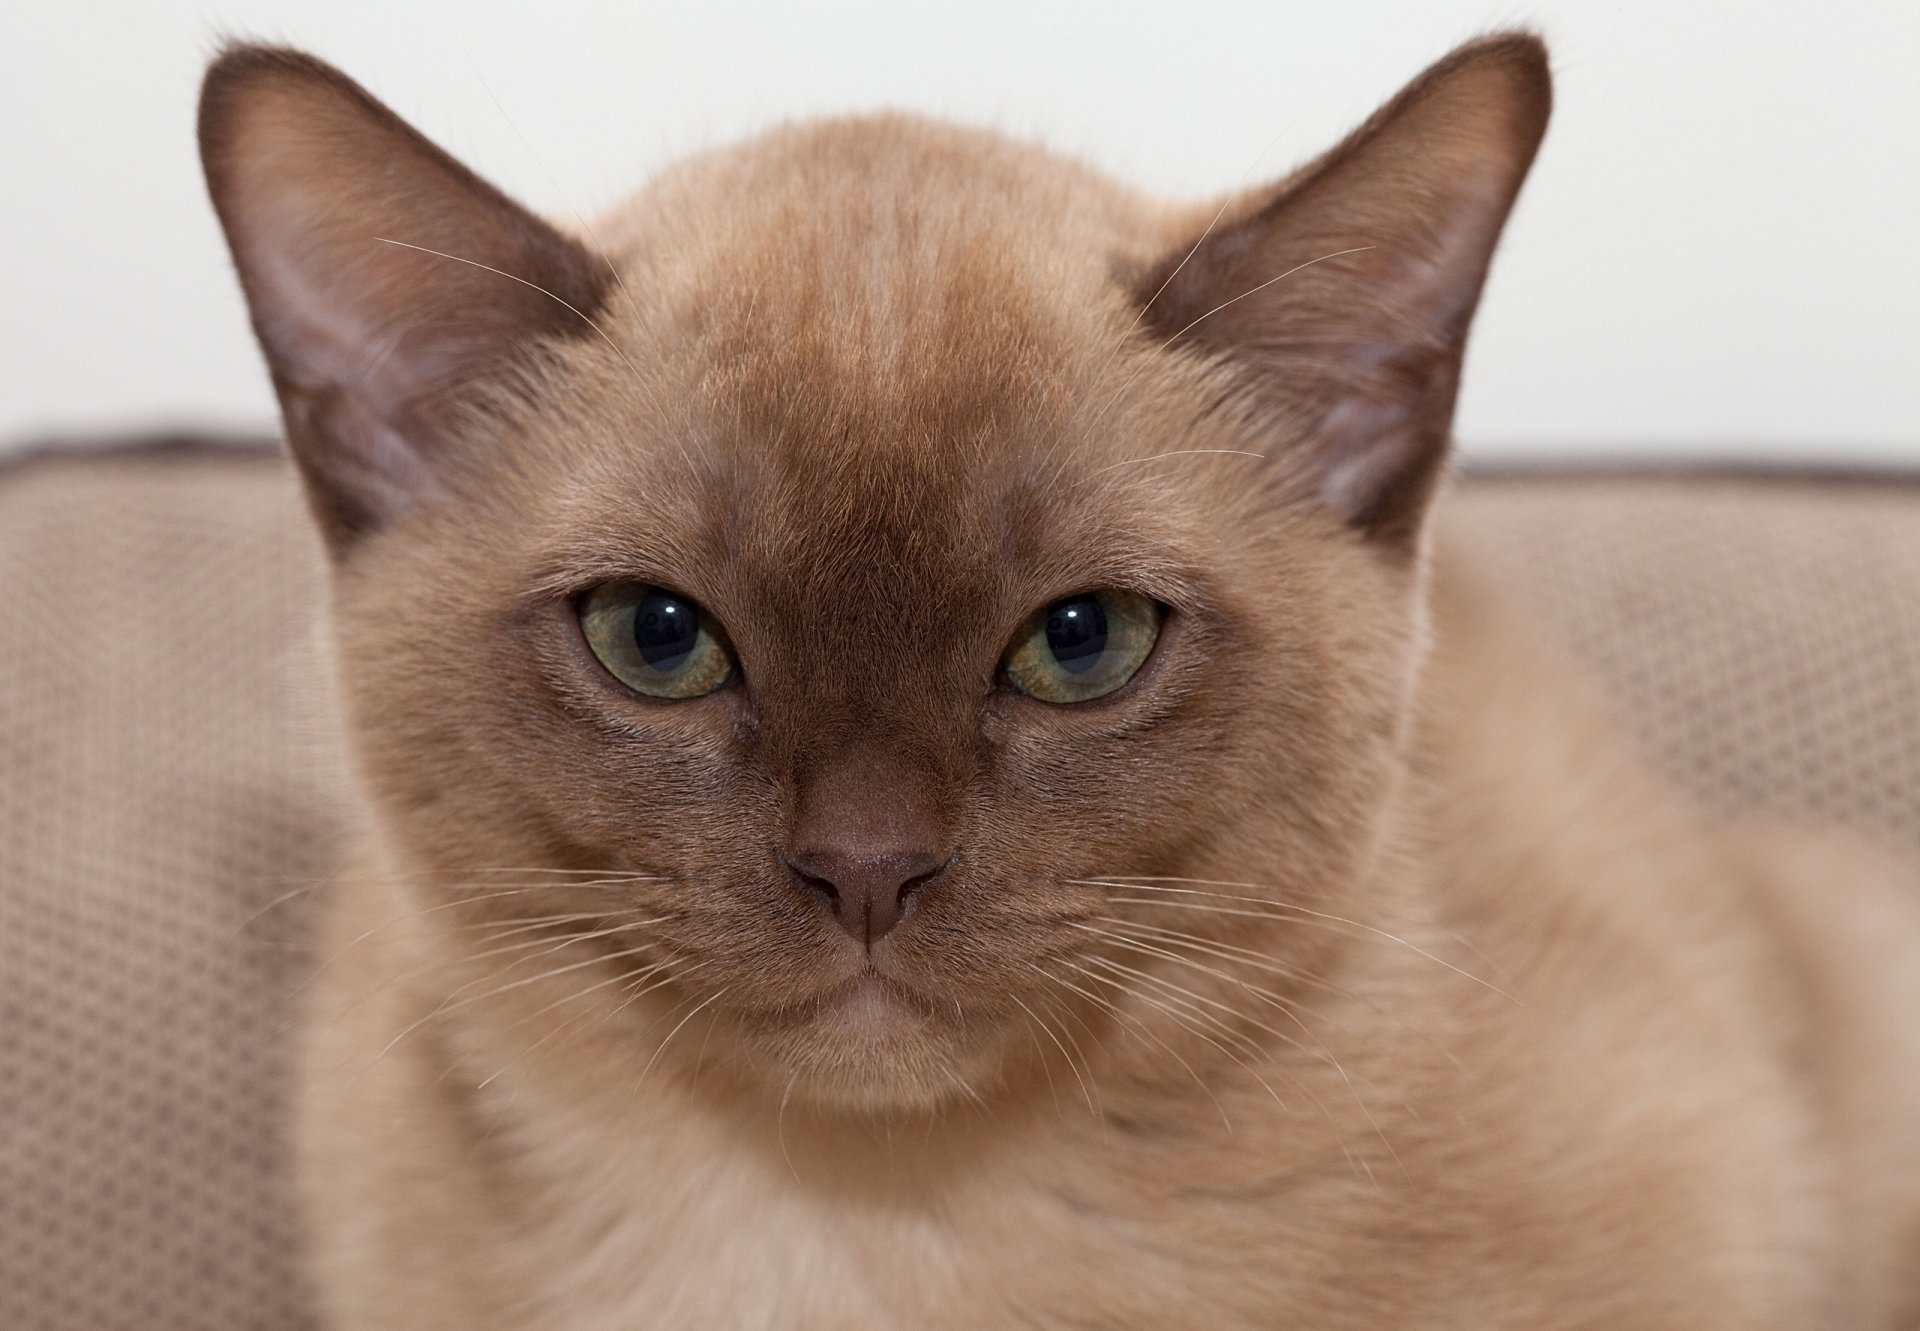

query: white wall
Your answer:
[4,0,1916,460]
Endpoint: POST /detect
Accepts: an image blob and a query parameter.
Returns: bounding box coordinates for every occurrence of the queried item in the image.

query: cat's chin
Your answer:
[816,971,920,1037]
[737,972,1005,1115]
[787,1056,996,1117]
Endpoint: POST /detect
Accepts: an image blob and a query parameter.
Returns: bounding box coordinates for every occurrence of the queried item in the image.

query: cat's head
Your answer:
[202,38,1547,1113]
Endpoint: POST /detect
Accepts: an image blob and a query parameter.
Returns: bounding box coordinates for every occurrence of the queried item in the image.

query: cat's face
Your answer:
[321,218,1413,1110]
[203,40,1547,1110]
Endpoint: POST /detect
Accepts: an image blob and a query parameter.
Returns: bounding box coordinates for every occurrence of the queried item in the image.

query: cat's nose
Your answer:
[785,742,956,948]
[783,846,953,947]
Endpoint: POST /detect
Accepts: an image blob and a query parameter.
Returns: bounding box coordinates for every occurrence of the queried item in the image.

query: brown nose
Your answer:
[785,742,954,948]
[784,847,951,946]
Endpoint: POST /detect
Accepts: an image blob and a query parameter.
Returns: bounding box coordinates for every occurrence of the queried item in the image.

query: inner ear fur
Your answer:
[1139,33,1551,550]
[198,44,610,548]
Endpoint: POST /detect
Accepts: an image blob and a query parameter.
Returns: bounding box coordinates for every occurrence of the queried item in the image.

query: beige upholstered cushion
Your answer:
[1451,470,1920,847]
[1,446,337,1331]
[2,444,1917,1331]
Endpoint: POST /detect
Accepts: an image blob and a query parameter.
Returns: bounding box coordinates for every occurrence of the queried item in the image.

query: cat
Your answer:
[199,33,1920,1329]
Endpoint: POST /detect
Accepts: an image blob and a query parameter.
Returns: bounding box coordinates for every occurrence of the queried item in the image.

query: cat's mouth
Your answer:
[746,965,1004,1111]
[813,968,925,1039]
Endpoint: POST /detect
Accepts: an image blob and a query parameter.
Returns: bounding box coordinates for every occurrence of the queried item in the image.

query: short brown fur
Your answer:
[200,34,1920,1328]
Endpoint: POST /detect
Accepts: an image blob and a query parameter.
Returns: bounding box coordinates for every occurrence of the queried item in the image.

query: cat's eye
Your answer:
[578,583,735,699]
[1003,589,1163,704]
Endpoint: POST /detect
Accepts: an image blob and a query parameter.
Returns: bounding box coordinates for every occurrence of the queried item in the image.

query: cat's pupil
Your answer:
[633,591,699,671]
[1045,595,1108,674]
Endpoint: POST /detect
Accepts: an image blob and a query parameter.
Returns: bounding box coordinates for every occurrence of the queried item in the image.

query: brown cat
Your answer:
[199,34,1920,1329]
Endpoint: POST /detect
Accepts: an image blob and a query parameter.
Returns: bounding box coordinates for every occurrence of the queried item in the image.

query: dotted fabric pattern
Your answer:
[0,448,342,1331]
[0,446,1916,1329]
[1450,472,1920,852]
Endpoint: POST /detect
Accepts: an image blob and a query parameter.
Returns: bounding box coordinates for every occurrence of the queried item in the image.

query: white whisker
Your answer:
[373,237,642,380]
[1078,877,1512,1000]
[1010,984,1099,1117]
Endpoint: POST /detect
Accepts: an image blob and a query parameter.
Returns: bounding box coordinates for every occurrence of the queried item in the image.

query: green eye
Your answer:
[1003,589,1163,704]
[579,583,735,699]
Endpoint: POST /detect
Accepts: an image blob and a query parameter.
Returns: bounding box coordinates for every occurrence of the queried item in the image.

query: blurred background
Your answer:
[3,0,1915,461]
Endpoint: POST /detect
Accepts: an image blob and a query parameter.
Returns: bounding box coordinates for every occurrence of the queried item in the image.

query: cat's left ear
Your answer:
[199,45,610,551]
[1141,34,1550,551]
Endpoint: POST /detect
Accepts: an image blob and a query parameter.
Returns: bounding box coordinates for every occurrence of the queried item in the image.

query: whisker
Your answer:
[1159,246,1376,349]
[300,913,659,1031]
[931,1055,988,1113]
[464,958,678,1093]
[1076,922,1407,1177]
[292,878,660,994]
[1014,996,1065,1116]
[632,989,726,1096]
[226,883,318,939]
[1071,948,1338,1123]
[442,919,661,983]
[1009,986,1099,1117]
[1061,958,1294,1114]
[1071,923,1327,1064]
[777,1072,803,1183]
[373,237,643,381]
[261,871,656,896]
[1075,954,1272,1066]
[1099,193,1236,378]
[352,938,665,1074]
[1088,915,1453,1065]
[1043,981,1114,1115]
[1078,245,1375,440]
[1105,895,1508,999]
[1080,878,1511,1000]
[1037,962,1232,1132]
[471,72,648,334]
[601,957,708,1029]
[1083,120,1298,407]
[1089,915,1325,988]
[458,911,664,946]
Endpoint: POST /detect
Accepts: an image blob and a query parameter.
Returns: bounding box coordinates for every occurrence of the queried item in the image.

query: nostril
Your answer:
[780,846,956,946]
[778,851,839,906]
[796,868,840,909]
[897,849,956,907]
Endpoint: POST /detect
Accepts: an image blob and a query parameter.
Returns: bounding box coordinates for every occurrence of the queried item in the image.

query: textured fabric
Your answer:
[1451,471,1920,851]
[0,448,340,1331]
[1,446,1917,1330]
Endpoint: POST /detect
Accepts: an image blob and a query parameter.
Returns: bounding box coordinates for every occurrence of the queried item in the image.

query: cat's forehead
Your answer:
[557,115,1213,579]
[605,112,1152,287]
[598,113,1161,428]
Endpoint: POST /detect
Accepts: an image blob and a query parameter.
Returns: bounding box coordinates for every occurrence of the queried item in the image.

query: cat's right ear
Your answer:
[198,46,609,551]
[1137,35,1550,555]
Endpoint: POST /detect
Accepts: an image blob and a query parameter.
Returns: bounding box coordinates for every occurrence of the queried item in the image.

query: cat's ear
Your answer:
[198,45,609,549]
[1141,33,1550,551]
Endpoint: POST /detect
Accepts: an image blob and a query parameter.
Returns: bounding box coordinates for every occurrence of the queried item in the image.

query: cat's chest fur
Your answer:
[417,1008,1337,1330]
[490,1103,983,1329]
[389,1090,1400,1328]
